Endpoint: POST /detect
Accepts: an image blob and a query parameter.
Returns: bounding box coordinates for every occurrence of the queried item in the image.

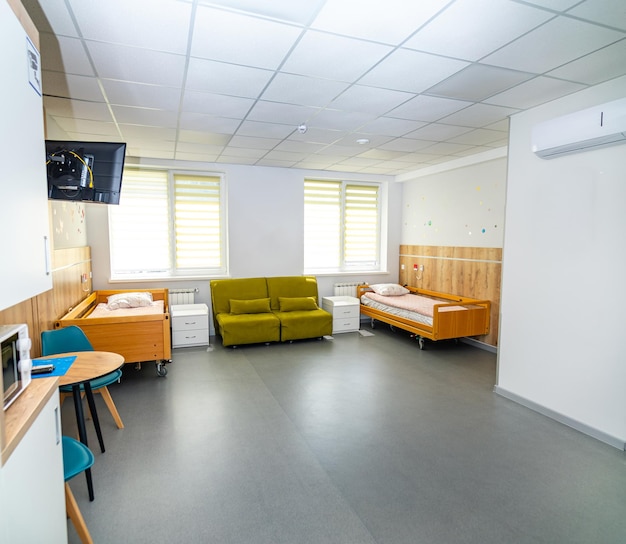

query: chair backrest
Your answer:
[41,326,94,356]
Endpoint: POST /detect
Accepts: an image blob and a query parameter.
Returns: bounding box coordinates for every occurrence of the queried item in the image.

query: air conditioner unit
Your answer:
[531,97,626,159]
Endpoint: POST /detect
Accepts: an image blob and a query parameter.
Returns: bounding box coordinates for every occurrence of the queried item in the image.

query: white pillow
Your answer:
[369,283,410,296]
[107,292,153,310]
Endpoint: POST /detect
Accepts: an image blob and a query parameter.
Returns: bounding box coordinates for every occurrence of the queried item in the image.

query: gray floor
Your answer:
[63,325,626,544]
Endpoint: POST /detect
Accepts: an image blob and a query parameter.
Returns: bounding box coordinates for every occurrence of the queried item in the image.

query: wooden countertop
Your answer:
[0,377,59,466]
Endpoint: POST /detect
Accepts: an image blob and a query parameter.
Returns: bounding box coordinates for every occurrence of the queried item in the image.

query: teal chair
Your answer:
[41,326,124,429]
[63,436,95,543]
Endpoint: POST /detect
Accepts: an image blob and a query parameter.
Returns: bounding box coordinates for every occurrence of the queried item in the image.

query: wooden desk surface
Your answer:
[38,351,125,386]
[1,377,59,466]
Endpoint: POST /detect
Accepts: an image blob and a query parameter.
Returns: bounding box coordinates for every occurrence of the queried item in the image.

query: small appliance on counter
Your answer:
[1,324,32,410]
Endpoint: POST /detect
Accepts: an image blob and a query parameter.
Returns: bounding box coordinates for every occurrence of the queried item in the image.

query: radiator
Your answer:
[169,288,198,306]
[333,282,365,297]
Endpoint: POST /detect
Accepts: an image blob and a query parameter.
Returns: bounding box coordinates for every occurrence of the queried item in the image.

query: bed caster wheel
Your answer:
[156,364,168,377]
[418,337,425,350]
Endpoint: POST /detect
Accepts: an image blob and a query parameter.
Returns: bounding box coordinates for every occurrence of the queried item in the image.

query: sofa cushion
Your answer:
[230,298,271,314]
[278,296,318,312]
[266,276,320,311]
[210,277,269,317]
[275,309,332,341]
[215,312,280,347]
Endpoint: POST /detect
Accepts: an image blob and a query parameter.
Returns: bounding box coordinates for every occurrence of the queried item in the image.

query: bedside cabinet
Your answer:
[171,304,210,348]
[322,296,360,334]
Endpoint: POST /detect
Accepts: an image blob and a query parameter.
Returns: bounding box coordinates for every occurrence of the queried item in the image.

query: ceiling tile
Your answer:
[43,96,113,121]
[192,6,303,69]
[119,125,177,141]
[388,95,472,122]
[42,71,104,101]
[103,80,182,110]
[310,0,450,45]
[261,72,349,107]
[403,0,553,61]
[359,48,469,93]
[378,138,436,153]
[69,0,191,54]
[484,76,586,109]
[308,109,377,131]
[175,150,221,162]
[274,140,327,154]
[40,33,93,76]
[483,16,625,73]
[247,101,320,125]
[328,85,415,116]
[359,117,428,137]
[51,117,120,137]
[197,0,327,26]
[426,64,535,101]
[568,0,626,31]
[448,128,509,146]
[235,120,296,139]
[110,105,179,127]
[281,30,393,82]
[186,58,274,98]
[439,103,519,128]
[179,113,242,134]
[22,0,78,37]
[182,91,254,117]
[404,123,473,141]
[546,38,626,84]
[86,42,187,86]
[287,127,347,144]
[520,0,580,10]
[226,135,281,150]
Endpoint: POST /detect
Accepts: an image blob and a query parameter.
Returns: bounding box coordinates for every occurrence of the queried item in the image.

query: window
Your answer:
[109,169,226,279]
[304,179,381,272]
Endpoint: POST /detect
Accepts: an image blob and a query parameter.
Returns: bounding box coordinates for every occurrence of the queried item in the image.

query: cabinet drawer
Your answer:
[172,315,208,332]
[333,317,360,333]
[172,329,209,347]
[330,305,359,319]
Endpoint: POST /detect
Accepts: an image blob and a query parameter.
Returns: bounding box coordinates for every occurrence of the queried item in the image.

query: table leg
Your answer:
[84,381,105,454]
[72,384,88,446]
[72,384,94,501]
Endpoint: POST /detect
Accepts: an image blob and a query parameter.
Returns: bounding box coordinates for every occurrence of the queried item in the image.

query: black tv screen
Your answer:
[46,140,126,204]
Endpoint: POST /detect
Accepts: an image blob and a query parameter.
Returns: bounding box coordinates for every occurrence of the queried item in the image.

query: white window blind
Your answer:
[109,169,225,279]
[304,179,380,272]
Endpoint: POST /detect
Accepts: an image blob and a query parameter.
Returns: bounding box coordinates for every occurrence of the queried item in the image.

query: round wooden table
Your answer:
[35,351,124,501]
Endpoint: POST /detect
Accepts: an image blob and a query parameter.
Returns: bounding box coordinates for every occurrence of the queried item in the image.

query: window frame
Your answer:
[304,178,383,274]
[108,168,228,281]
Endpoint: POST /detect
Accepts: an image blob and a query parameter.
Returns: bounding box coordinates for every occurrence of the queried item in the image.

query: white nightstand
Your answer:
[171,304,210,348]
[322,296,360,334]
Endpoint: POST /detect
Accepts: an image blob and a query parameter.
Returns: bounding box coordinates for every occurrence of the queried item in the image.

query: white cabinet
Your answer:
[322,296,360,334]
[171,304,210,348]
[0,390,67,544]
[0,0,52,311]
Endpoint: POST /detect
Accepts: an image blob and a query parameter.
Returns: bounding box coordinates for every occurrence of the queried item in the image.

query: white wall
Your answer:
[86,160,402,327]
[497,75,626,449]
[401,155,507,247]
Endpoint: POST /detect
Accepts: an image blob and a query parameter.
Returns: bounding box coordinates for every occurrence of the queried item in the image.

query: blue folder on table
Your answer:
[30,356,77,378]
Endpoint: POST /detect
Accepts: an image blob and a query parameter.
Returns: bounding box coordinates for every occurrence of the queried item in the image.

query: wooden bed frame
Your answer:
[357,285,490,349]
[54,289,172,375]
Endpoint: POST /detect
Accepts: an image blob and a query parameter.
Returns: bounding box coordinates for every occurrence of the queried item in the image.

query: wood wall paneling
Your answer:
[0,247,92,357]
[399,245,501,347]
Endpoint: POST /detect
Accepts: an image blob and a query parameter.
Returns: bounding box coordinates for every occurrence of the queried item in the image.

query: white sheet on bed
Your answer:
[360,293,433,326]
[87,300,164,318]
[360,292,468,327]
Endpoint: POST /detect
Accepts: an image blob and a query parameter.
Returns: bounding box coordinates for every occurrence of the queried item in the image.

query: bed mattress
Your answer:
[360,292,466,327]
[87,300,165,318]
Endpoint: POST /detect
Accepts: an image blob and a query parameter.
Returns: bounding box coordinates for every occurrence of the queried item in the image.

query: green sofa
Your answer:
[210,276,332,347]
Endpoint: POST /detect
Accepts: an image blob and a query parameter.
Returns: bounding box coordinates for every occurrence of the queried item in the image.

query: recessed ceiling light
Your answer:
[356,138,369,145]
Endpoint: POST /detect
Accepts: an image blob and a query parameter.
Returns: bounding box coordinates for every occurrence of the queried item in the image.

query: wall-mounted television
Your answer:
[45,140,127,205]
